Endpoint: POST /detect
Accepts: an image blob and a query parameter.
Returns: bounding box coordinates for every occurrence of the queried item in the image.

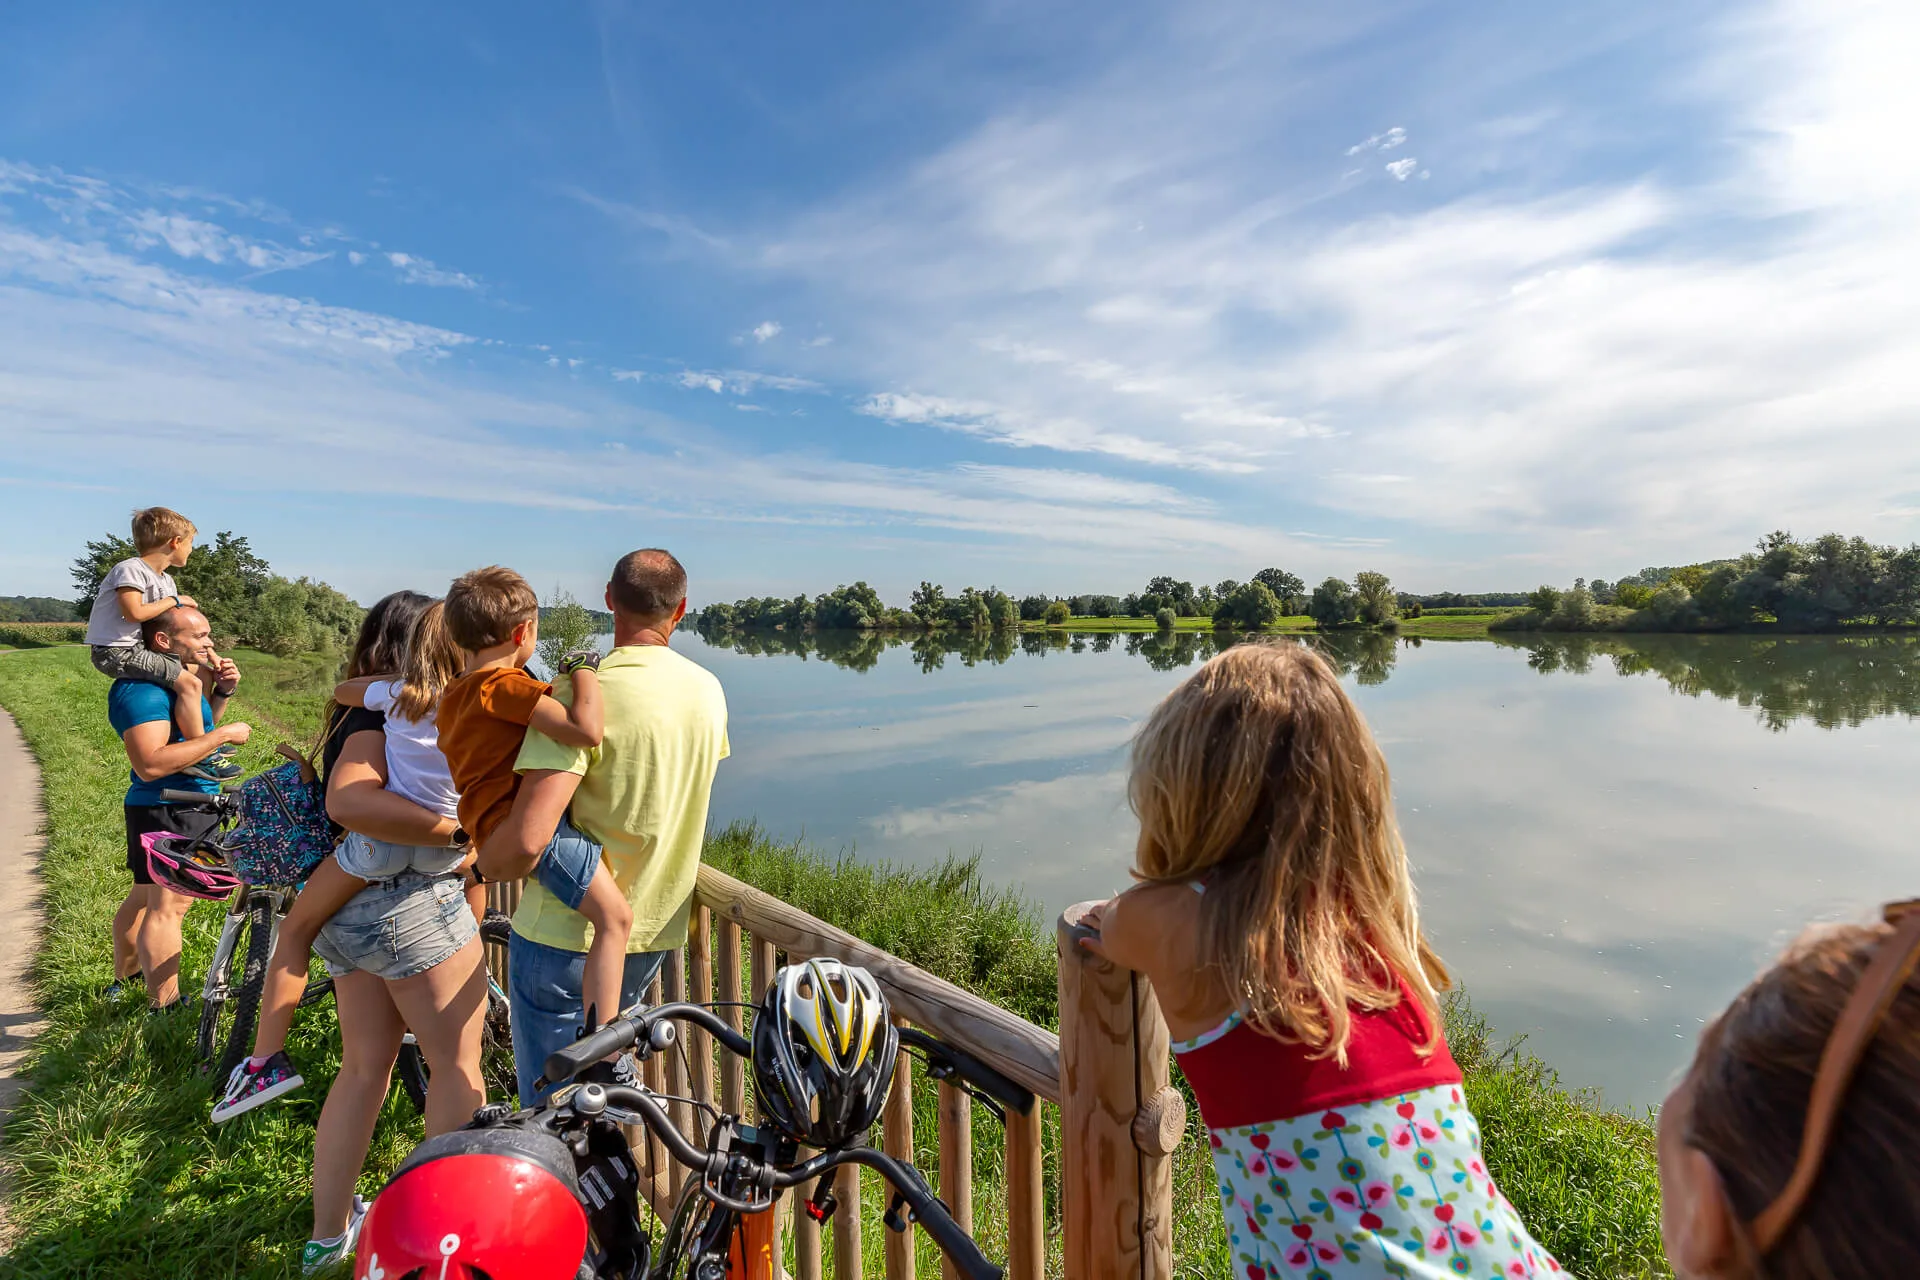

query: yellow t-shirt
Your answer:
[512,642,729,953]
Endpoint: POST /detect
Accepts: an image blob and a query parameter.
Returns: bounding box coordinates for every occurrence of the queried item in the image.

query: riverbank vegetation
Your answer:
[1496,531,1920,634]
[0,643,1665,1276]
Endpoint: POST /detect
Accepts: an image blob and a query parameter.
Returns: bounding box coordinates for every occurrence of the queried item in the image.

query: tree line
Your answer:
[690,567,1416,636]
[71,531,363,656]
[1495,531,1920,633]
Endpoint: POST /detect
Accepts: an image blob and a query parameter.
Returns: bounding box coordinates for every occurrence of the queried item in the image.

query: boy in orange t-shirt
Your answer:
[436,566,632,1032]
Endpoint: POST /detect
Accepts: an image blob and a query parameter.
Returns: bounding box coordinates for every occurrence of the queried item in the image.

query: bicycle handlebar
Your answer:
[157,788,231,807]
[897,1026,1034,1117]
[539,1003,752,1089]
[581,1084,1002,1280]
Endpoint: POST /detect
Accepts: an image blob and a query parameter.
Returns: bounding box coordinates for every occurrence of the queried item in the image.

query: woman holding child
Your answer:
[228,590,493,1275]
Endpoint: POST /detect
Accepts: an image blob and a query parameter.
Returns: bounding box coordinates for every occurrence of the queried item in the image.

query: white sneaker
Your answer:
[301,1195,368,1276]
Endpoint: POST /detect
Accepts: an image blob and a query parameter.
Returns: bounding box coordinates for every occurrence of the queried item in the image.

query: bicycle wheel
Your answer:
[397,1036,430,1113]
[195,910,246,1071]
[211,894,275,1087]
[653,1175,728,1280]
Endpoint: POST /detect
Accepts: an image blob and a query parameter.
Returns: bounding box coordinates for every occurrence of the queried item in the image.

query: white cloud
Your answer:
[385,251,481,290]
[347,250,366,266]
[858,391,1261,473]
[751,319,781,342]
[1384,157,1419,181]
[1346,126,1407,156]
[611,368,646,382]
[675,368,822,396]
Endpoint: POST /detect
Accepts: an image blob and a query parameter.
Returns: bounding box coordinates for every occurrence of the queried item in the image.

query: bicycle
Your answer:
[157,787,335,1084]
[357,979,1024,1279]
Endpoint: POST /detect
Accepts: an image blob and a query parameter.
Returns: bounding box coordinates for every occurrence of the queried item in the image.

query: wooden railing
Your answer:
[489,872,1183,1279]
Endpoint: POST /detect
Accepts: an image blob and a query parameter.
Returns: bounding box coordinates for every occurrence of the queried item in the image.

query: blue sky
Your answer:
[2,1,1915,606]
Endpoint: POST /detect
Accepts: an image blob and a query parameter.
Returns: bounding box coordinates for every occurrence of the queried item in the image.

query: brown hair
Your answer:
[389,601,465,721]
[1128,642,1448,1063]
[1685,919,1920,1278]
[445,565,538,651]
[609,549,687,621]
[132,506,196,554]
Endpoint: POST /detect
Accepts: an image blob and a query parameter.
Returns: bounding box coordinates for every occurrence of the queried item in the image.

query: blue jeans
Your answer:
[509,931,670,1106]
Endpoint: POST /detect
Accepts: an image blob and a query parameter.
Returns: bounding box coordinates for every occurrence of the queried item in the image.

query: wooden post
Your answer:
[831,1162,863,1280]
[663,947,689,1200]
[882,1046,914,1280]
[936,1082,972,1280]
[795,1146,824,1280]
[720,919,746,1117]
[1004,1105,1045,1280]
[690,903,715,1118]
[1057,902,1175,1280]
[749,936,786,1279]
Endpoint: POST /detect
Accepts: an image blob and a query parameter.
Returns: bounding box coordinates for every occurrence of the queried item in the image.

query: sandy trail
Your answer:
[0,707,47,1240]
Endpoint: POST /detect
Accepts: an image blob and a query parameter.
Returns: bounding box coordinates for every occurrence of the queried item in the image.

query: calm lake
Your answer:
[670,627,1920,1110]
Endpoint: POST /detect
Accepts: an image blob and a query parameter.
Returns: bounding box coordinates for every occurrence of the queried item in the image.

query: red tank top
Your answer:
[1174,979,1462,1130]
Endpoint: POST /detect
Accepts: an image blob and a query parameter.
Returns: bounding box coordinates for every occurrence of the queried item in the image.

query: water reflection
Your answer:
[676,628,1920,1108]
[696,625,1410,681]
[1493,633,1920,729]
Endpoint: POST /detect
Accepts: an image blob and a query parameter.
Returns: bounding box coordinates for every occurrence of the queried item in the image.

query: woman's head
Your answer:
[345,590,434,680]
[390,601,466,721]
[1128,641,1446,1059]
[1661,914,1920,1279]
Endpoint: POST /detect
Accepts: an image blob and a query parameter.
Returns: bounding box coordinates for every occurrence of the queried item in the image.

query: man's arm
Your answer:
[476,768,582,883]
[122,717,251,782]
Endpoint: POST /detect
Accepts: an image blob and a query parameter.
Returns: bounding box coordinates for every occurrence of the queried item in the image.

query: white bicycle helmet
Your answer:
[752,958,898,1147]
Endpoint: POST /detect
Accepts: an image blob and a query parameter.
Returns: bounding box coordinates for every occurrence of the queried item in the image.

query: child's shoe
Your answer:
[301,1195,368,1276]
[212,1051,306,1123]
[183,744,243,784]
[101,974,143,1007]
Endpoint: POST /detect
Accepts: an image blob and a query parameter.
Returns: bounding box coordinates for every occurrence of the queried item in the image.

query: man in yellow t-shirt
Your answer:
[479,548,729,1103]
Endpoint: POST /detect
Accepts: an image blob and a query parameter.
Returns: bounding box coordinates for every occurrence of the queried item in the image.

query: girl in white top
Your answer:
[212,600,479,1124]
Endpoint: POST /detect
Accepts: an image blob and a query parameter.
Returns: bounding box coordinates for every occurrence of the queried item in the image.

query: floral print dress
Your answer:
[1177,1009,1565,1279]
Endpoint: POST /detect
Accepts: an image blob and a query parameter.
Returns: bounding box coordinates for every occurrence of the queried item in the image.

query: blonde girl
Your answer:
[1083,642,1562,1278]
[213,601,478,1124]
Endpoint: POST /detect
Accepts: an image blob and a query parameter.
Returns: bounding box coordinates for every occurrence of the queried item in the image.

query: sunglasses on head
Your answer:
[1713,898,1920,1257]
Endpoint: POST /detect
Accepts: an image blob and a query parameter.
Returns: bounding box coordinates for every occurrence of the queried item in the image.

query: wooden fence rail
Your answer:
[492,868,1179,1279]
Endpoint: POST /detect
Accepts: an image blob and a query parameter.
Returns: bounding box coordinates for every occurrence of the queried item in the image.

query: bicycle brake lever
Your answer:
[805,1174,839,1222]
[884,1192,915,1233]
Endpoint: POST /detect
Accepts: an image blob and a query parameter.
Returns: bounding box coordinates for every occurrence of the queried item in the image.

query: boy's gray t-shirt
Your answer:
[85,559,178,647]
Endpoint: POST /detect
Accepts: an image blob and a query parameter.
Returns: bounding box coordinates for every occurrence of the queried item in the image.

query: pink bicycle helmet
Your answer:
[141,831,241,900]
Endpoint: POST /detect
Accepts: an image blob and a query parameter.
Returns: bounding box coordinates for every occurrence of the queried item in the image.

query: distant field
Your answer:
[1419,607,1524,617]
[0,622,87,650]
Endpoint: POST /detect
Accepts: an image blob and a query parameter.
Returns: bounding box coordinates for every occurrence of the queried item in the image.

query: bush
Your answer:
[536,587,599,674]
[1308,577,1359,628]
[1042,601,1071,626]
[1212,580,1282,629]
[1154,607,1177,630]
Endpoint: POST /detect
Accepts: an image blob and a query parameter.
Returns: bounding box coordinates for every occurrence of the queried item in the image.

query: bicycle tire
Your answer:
[652,1173,727,1280]
[195,912,245,1070]
[212,894,275,1087]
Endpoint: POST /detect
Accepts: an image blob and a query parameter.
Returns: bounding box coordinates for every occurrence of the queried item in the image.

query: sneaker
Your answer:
[212,1051,306,1123]
[300,1195,368,1276]
[183,746,243,784]
[102,976,143,1007]
[147,994,197,1017]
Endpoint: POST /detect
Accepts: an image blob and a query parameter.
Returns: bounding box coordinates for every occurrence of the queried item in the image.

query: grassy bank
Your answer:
[0,646,1665,1277]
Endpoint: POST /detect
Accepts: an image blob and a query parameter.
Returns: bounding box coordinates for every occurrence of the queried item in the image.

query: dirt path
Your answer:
[0,707,46,1130]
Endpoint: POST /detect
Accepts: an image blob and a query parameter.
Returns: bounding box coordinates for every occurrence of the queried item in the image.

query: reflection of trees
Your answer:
[690,625,1418,686]
[1492,634,1920,730]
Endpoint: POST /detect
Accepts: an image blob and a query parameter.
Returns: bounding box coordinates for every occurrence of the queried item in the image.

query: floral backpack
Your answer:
[226,745,334,885]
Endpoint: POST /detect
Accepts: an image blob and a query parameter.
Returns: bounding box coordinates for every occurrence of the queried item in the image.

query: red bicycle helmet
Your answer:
[354,1126,589,1280]
[140,831,241,900]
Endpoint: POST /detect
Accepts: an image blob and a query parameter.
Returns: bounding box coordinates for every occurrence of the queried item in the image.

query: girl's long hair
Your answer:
[389,601,465,722]
[319,590,434,754]
[1128,641,1448,1063]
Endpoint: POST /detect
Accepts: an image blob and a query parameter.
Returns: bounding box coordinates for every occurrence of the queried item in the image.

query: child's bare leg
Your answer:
[251,858,366,1061]
[171,665,207,740]
[575,865,632,1035]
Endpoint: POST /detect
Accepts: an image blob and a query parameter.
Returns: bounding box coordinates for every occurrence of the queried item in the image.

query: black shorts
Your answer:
[124,803,217,886]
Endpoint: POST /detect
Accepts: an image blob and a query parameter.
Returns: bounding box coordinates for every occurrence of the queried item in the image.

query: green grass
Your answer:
[0,646,1666,1277]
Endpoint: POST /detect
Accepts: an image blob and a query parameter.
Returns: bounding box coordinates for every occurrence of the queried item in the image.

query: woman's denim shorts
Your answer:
[313,871,476,981]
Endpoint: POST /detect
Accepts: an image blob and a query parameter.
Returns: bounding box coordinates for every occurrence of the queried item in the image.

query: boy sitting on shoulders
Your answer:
[85,506,239,783]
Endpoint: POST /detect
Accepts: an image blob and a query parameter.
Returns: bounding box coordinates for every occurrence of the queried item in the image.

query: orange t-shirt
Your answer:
[435,665,550,847]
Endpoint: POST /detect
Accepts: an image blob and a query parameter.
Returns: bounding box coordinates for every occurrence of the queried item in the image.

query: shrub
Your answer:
[1212,581,1282,629]
[1308,577,1359,628]
[1154,607,1176,630]
[1042,601,1071,626]
[536,587,599,674]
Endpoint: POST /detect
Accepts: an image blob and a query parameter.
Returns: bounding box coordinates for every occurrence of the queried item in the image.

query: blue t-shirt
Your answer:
[106,679,221,806]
